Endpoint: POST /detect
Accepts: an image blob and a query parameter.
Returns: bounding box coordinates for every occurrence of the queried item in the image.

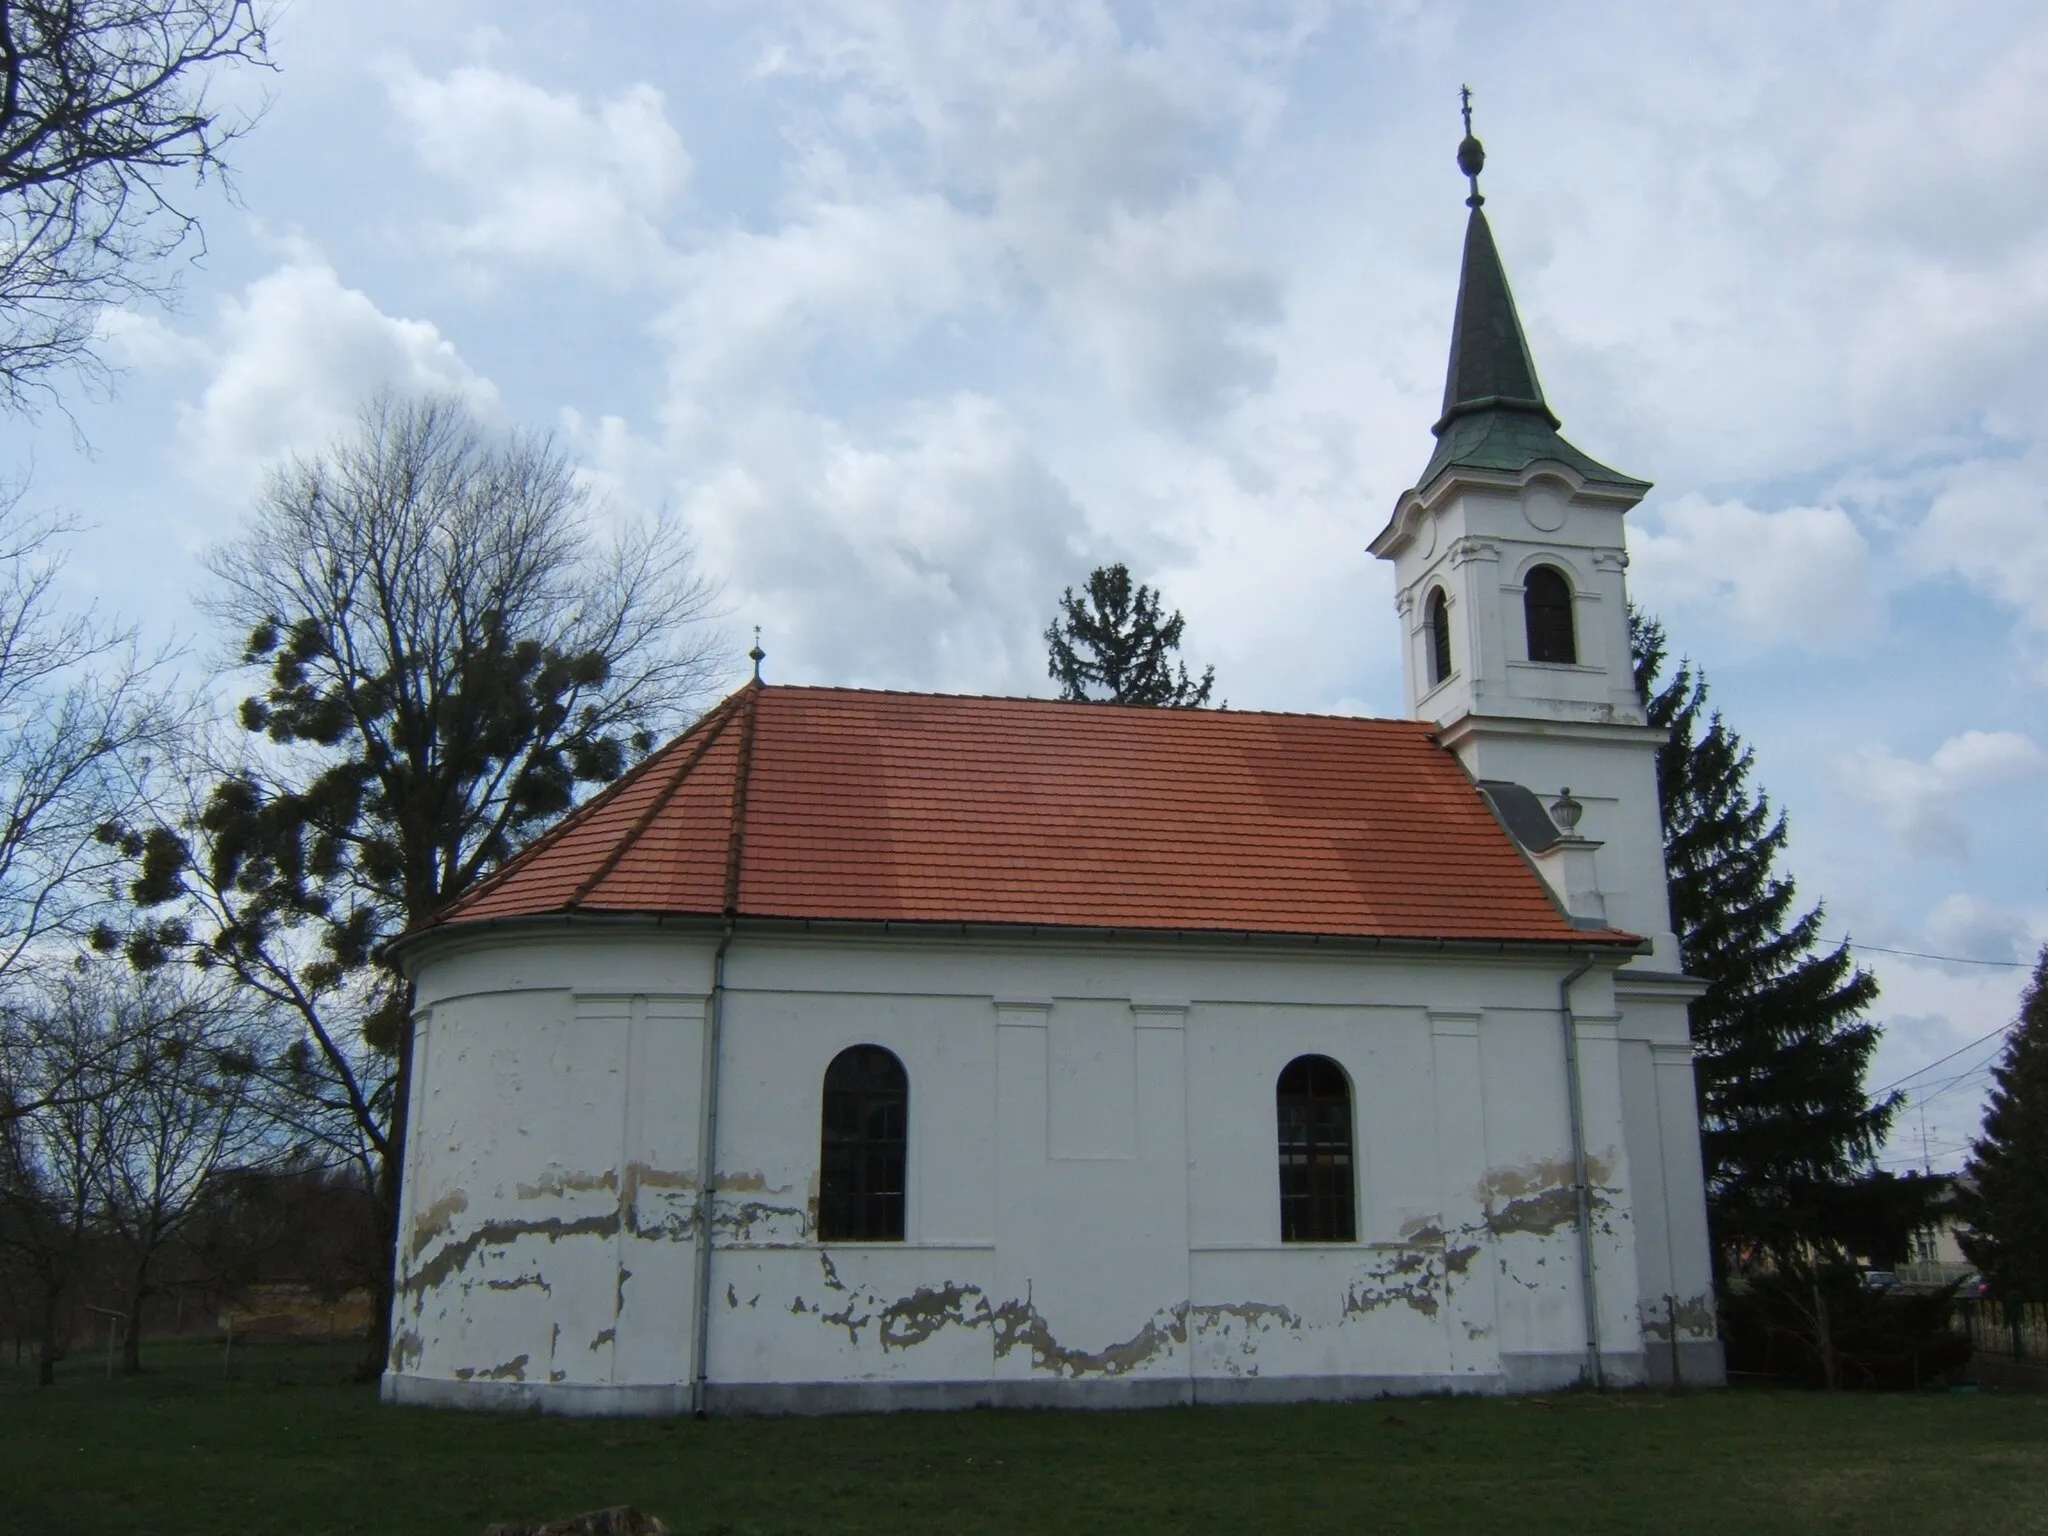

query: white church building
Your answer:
[382,132,1724,1415]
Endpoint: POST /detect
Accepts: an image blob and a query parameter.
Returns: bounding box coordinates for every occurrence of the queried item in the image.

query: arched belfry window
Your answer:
[1276,1055,1356,1243]
[818,1046,907,1242]
[1524,564,1578,665]
[1425,587,1452,688]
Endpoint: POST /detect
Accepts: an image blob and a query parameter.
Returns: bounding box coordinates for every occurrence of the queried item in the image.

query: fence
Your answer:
[1957,1299,2048,1360]
[1897,1260,1974,1288]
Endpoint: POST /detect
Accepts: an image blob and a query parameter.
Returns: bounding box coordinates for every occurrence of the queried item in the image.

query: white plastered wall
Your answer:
[381,925,1715,1414]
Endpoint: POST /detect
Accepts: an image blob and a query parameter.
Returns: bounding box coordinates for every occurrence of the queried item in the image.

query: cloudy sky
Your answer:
[6,0,2044,1174]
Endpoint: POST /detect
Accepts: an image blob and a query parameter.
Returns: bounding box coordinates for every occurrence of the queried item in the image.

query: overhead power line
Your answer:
[1827,938,2030,969]
[1869,1022,2013,1098]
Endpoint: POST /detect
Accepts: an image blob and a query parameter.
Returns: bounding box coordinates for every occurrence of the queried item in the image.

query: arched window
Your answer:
[1524,564,1577,665]
[1276,1055,1356,1243]
[1425,587,1452,687]
[818,1046,907,1242]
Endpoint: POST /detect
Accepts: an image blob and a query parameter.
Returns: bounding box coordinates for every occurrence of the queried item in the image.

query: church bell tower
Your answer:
[1368,102,1680,968]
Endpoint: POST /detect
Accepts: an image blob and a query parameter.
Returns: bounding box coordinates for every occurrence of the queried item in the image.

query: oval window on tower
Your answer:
[1524,564,1577,665]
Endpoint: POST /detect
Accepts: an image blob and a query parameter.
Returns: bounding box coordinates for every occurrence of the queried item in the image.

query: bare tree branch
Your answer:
[0,1,271,414]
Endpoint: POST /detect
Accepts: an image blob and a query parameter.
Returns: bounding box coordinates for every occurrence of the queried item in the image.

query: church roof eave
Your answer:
[1367,453,1653,560]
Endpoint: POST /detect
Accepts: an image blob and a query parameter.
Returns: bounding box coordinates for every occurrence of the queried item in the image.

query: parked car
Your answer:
[1860,1269,1902,1293]
[1956,1272,1992,1299]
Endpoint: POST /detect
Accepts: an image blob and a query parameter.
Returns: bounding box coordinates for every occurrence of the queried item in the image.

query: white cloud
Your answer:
[1910,449,2048,627]
[683,393,1089,694]
[93,309,209,373]
[1924,893,2035,968]
[384,62,690,281]
[184,256,497,493]
[746,3,1288,430]
[657,193,986,403]
[1840,730,2048,857]
[1626,495,1880,654]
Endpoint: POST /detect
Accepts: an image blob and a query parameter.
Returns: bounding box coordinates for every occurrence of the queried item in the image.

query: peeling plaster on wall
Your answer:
[516,1168,619,1200]
[399,1162,705,1316]
[879,1282,985,1350]
[1186,1300,1305,1376]
[792,1258,1323,1380]
[408,1191,468,1257]
[992,1291,1191,1378]
[402,1211,622,1299]
[1477,1156,1614,1239]
[715,1200,812,1243]
[389,1328,424,1371]
[590,1328,616,1351]
[621,1163,700,1243]
[1640,1293,1717,1341]
[454,1353,530,1382]
[1343,1246,1443,1319]
[483,1272,551,1293]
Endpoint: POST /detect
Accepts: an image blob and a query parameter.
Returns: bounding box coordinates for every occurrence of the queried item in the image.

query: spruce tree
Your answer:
[1631,610,1893,1269]
[1959,955,2048,1300]
[1045,564,1216,707]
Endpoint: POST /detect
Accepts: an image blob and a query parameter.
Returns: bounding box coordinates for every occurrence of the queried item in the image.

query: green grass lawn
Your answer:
[2,1343,2043,1535]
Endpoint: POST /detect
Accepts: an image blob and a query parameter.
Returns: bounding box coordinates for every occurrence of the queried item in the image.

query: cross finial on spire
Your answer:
[749,626,765,683]
[1456,85,1486,208]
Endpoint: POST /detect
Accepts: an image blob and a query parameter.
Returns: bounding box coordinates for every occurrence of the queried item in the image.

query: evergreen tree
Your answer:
[1045,563,1215,707]
[1960,955,2048,1300]
[1631,609,1894,1269]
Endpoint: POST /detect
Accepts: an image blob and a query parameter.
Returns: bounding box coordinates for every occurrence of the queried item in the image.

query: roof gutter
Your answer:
[390,910,1644,971]
[689,682,759,1420]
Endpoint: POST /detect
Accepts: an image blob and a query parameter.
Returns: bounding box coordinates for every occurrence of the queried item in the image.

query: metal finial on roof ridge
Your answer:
[749,626,766,683]
[1457,84,1485,208]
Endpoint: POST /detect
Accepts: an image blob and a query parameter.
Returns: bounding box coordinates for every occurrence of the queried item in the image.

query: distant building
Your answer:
[380,128,1724,1415]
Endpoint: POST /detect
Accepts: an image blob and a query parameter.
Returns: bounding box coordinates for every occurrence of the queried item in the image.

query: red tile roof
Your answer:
[426,684,1638,948]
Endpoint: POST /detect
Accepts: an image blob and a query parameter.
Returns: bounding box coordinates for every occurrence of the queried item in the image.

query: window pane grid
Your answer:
[1524,565,1577,665]
[1276,1055,1356,1243]
[818,1046,907,1243]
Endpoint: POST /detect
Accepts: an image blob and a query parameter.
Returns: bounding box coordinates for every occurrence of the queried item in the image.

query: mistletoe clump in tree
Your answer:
[1045,563,1215,707]
[97,394,721,1374]
[1960,955,2048,1302]
[1632,609,1894,1270]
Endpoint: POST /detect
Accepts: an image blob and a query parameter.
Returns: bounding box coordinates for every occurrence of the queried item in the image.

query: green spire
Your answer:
[1414,100,1647,495]
[1435,207,1561,436]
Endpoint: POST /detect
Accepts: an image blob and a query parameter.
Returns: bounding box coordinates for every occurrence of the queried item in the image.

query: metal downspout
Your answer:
[689,917,735,1418]
[690,679,761,1420]
[1559,950,1603,1390]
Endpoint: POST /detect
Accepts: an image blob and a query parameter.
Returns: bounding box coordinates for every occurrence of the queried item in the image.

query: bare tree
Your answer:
[0,497,171,1129]
[0,1,271,412]
[0,970,116,1383]
[83,964,269,1371]
[105,392,724,1374]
